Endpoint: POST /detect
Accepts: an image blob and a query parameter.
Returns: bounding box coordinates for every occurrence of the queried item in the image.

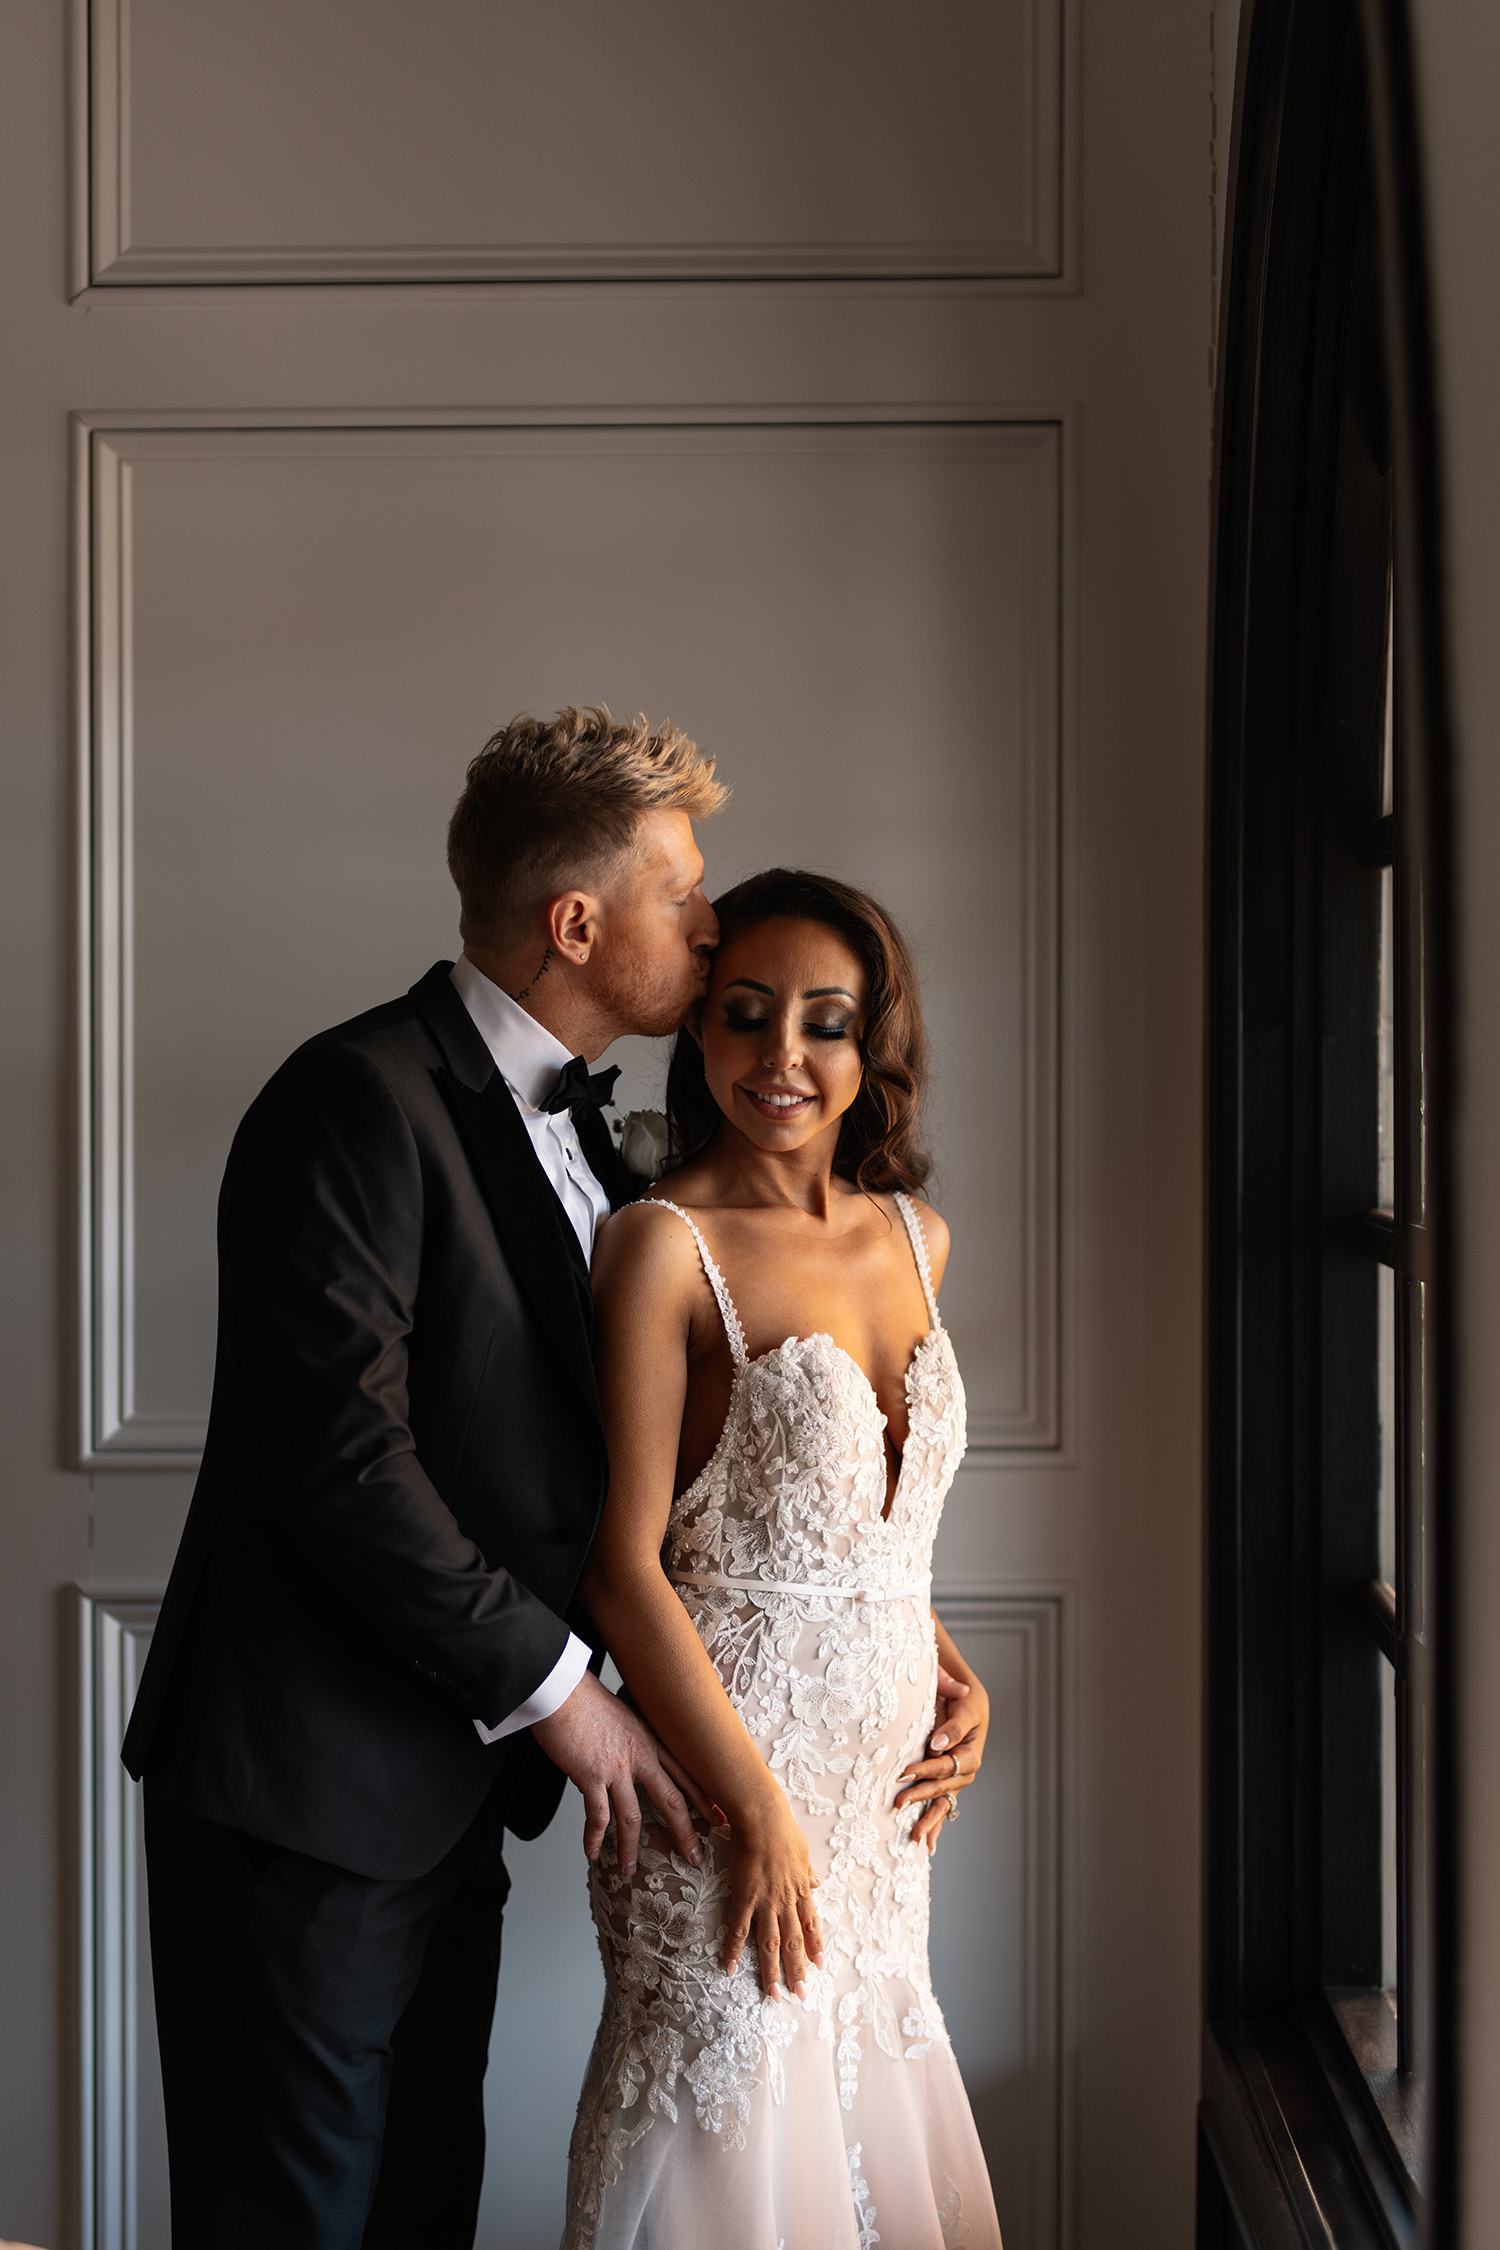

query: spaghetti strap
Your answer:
[641,1198,749,1369]
[894,1191,941,1330]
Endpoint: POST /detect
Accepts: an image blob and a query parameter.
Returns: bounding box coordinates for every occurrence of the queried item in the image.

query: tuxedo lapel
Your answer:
[409,964,599,1420]
[435,1070,599,1412]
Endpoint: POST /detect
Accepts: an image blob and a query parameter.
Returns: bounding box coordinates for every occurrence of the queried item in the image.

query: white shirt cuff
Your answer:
[471,1632,592,1746]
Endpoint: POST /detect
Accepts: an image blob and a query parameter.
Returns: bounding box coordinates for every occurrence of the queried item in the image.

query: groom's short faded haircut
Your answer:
[447,704,726,944]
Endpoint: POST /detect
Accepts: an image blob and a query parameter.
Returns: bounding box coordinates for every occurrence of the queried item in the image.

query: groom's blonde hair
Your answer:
[447,704,726,944]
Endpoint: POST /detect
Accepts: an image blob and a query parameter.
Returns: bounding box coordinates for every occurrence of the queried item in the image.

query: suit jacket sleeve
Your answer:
[222,1042,572,1725]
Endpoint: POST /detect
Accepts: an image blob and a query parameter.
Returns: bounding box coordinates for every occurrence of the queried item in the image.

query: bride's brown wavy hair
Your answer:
[665,868,931,1194]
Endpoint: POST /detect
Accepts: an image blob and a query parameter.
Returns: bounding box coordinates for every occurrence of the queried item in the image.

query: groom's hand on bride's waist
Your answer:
[530,1672,709,1879]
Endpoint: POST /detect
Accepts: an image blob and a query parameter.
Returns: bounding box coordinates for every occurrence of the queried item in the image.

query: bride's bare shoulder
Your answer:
[591,1195,704,1304]
[904,1192,951,1291]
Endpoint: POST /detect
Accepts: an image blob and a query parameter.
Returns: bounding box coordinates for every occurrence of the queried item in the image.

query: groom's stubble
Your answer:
[588,907,713,1042]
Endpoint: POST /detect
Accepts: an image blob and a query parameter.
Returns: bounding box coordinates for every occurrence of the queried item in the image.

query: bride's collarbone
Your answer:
[689,1286,931,1431]
[663,1189,938,1439]
[725,1264,930,1372]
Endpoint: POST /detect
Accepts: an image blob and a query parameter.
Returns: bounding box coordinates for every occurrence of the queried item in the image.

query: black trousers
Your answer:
[144,1783,512,2250]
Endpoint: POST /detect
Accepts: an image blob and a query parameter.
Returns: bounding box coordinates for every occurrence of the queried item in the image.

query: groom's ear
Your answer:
[547,888,602,966]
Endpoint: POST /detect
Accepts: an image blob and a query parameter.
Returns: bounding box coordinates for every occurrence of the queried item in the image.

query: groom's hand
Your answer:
[531,1672,706,1879]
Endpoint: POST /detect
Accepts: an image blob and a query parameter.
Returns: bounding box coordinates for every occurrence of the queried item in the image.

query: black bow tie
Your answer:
[539,1056,620,1116]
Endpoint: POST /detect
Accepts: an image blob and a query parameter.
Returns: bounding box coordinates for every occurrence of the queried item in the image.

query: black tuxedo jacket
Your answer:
[122,962,641,1880]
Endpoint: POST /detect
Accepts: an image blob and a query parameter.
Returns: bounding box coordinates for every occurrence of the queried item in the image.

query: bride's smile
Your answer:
[740,1085,813,1117]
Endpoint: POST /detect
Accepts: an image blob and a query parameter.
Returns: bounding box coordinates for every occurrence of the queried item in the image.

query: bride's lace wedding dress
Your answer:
[563,1193,1003,2250]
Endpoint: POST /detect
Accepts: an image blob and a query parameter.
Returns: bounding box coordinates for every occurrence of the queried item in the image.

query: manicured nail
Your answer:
[931,1734,949,1751]
[794,1981,806,2000]
[689,1845,704,1865]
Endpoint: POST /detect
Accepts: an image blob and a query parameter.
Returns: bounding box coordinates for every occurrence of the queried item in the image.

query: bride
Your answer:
[564,868,1002,2250]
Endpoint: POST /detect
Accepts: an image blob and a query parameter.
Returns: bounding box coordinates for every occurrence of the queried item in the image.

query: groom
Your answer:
[123,706,725,2249]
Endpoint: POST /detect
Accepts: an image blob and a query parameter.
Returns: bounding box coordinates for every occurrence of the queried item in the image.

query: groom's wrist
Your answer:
[472,1632,592,1745]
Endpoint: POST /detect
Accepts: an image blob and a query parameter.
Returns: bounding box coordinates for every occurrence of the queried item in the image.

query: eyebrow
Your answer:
[722,978,856,1002]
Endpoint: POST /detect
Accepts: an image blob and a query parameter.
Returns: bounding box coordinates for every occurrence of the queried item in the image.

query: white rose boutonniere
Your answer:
[614,1108,670,1180]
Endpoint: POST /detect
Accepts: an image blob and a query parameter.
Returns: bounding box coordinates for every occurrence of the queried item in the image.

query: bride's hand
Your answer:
[895,1663,990,1854]
[722,1794,823,2002]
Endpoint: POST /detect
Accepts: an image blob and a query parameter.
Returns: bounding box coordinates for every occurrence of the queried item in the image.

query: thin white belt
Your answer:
[667,1569,932,1605]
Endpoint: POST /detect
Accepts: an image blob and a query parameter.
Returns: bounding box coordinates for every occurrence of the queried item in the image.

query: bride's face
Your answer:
[696,916,868,1154]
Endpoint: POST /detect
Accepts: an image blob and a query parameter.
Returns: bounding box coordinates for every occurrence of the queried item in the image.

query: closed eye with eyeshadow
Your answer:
[723,1009,851,1040]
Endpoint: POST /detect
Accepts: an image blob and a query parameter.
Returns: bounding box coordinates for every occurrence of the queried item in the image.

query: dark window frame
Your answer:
[1200,0,1454,2244]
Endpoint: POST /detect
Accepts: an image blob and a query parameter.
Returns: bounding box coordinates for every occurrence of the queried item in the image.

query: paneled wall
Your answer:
[0,2,1213,2245]
[84,0,1063,284]
[79,416,1060,1466]
[78,1593,1072,2250]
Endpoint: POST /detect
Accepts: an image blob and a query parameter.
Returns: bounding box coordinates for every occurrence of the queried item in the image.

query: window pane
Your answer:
[1412,871,1429,1225]
[1378,864,1395,1214]
[1400,1279,1428,1644]
[1397,1273,1430,2088]
[1378,1262,1396,1585]
[1382,588,1395,819]
[1381,1638,1398,1993]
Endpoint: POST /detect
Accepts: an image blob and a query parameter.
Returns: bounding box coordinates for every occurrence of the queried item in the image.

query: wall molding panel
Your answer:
[76,408,1064,1465]
[930,1586,1075,2249]
[74,1591,163,2250]
[74,1587,1072,2250]
[80,434,192,1467]
[81,0,1070,290]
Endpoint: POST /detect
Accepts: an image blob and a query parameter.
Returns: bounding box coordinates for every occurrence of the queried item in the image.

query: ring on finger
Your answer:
[944,1792,961,1823]
[946,1751,961,1780]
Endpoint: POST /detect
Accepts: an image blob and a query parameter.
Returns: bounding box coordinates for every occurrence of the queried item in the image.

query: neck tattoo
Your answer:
[510,946,553,1004]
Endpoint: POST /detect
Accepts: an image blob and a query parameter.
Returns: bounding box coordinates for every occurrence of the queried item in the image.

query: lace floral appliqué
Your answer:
[563,1195,997,2249]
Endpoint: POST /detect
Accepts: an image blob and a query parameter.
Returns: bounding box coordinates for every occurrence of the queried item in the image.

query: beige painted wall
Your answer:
[0,4,1213,2244]
[1409,2,1500,2240]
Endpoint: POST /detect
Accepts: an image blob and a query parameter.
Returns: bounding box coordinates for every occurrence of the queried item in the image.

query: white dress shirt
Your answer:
[450,953,604,1743]
[450,953,611,1264]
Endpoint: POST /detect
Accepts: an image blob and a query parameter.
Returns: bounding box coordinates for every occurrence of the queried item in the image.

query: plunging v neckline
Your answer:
[751,1325,945,1521]
[649,1189,945,1527]
[678,1323,949,1526]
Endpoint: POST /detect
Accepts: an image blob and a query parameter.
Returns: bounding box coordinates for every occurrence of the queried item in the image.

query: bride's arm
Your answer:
[889,1197,983,1851]
[580,1206,823,2001]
